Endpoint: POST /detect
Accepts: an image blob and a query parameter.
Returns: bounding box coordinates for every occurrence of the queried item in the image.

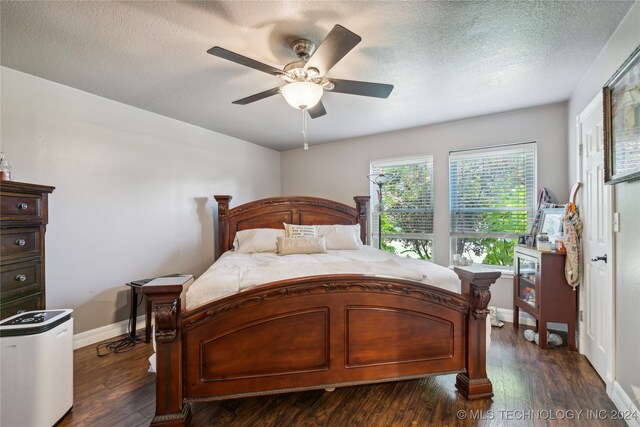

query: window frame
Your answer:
[370,154,435,257]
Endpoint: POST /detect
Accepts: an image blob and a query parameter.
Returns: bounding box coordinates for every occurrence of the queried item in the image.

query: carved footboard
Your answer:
[143,276,195,426]
[143,269,499,426]
[454,266,501,400]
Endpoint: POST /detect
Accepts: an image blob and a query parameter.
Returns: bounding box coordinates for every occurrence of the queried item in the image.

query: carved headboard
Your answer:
[214,195,370,257]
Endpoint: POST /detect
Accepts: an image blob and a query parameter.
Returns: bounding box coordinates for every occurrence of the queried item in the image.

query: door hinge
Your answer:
[580,310,584,321]
[613,212,620,232]
[579,143,583,156]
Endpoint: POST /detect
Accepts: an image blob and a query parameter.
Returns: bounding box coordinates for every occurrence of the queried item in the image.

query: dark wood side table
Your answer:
[513,245,577,350]
[126,274,184,343]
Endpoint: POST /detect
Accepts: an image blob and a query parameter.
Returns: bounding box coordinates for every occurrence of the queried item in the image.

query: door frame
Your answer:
[575,93,616,393]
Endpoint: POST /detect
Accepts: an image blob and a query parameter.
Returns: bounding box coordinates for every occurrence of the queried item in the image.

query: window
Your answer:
[449,143,536,266]
[370,156,434,259]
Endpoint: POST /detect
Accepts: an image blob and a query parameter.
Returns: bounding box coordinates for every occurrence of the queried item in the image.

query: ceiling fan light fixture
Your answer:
[281,82,323,110]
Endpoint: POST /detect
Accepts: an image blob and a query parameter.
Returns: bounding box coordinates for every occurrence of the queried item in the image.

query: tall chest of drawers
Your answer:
[0,181,55,320]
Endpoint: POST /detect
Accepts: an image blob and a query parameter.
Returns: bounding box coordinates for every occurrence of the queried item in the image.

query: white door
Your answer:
[578,96,613,387]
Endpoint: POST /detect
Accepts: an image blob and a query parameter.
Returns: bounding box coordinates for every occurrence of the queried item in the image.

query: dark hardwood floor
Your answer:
[59,325,624,426]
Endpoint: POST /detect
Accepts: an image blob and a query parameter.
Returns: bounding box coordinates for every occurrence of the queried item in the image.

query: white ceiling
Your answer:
[1,1,634,151]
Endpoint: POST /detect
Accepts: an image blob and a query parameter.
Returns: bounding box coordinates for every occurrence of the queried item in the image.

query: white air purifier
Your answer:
[1,309,73,427]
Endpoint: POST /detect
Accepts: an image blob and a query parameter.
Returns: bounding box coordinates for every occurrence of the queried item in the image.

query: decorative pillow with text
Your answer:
[277,236,327,255]
[283,223,317,238]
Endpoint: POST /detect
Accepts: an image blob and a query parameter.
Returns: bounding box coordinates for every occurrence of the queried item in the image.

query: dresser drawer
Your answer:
[0,293,43,320]
[0,192,44,222]
[0,227,41,261]
[1,261,42,301]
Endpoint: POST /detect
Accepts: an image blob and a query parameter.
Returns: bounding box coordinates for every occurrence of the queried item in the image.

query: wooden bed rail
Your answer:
[454,266,501,400]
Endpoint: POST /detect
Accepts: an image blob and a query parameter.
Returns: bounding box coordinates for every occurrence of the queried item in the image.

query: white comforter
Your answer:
[186,246,461,309]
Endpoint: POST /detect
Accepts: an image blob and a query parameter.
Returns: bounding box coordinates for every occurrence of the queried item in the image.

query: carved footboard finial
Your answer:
[142,275,194,426]
[155,300,178,342]
[472,288,492,320]
[454,266,501,400]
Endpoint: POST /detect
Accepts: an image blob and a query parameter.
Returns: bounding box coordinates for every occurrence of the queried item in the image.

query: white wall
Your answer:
[567,2,640,408]
[0,67,281,333]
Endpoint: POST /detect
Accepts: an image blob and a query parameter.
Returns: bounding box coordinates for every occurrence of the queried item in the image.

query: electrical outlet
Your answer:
[613,212,620,232]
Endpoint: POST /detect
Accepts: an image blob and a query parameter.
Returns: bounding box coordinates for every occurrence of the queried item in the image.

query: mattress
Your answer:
[186,245,461,310]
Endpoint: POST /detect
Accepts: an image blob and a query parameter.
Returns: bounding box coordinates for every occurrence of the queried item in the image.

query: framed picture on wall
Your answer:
[603,45,640,184]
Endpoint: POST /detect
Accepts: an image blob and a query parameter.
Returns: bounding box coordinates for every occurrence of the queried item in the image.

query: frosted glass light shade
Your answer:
[281,82,323,110]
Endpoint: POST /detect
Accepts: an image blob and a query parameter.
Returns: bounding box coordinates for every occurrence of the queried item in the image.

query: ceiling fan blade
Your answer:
[232,87,281,105]
[207,46,283,76]
[304,25,361,75]
[307,101,327,119]
[329,79,394,98]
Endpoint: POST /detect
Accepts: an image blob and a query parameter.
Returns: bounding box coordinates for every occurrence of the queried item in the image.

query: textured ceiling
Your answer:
[1,1,635,151]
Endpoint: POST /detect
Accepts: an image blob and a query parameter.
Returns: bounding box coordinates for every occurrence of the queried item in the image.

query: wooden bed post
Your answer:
[214,195,231,260]
[454,266,501,400]
[142,277,194,426]
[353,196,370,245]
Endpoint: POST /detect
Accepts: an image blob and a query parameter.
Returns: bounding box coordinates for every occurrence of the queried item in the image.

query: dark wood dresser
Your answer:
[1,180,55,320]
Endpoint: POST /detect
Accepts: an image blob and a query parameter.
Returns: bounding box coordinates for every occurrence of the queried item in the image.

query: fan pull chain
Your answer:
[301,109,309,150]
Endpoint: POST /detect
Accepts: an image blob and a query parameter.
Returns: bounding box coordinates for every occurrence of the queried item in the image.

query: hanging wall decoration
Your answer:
[603,45,640,184]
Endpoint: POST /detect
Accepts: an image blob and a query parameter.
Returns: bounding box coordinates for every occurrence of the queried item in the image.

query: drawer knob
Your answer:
[16,274,27,282]
[17,202,28,210]
[16,239,26,246]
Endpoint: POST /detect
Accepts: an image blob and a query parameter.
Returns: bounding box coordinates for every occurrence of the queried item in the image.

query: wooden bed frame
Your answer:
[143,195,500,426]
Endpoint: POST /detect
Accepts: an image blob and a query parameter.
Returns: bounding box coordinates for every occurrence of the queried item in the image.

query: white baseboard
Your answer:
[73,314,146,350]
[495,307,536,327]
[610,381,640,427]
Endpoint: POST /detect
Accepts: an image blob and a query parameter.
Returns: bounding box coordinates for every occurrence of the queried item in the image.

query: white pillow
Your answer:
[235,228,285,253]
[277,236,327,255]
[316,224,362,250]
[283,223,317,238]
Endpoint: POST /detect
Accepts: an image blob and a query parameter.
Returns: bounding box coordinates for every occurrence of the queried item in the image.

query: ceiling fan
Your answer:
[207,25,394,119]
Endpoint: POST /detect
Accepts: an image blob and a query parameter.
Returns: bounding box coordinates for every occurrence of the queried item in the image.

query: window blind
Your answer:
[449,143,536,238]
[371,156,434,240]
